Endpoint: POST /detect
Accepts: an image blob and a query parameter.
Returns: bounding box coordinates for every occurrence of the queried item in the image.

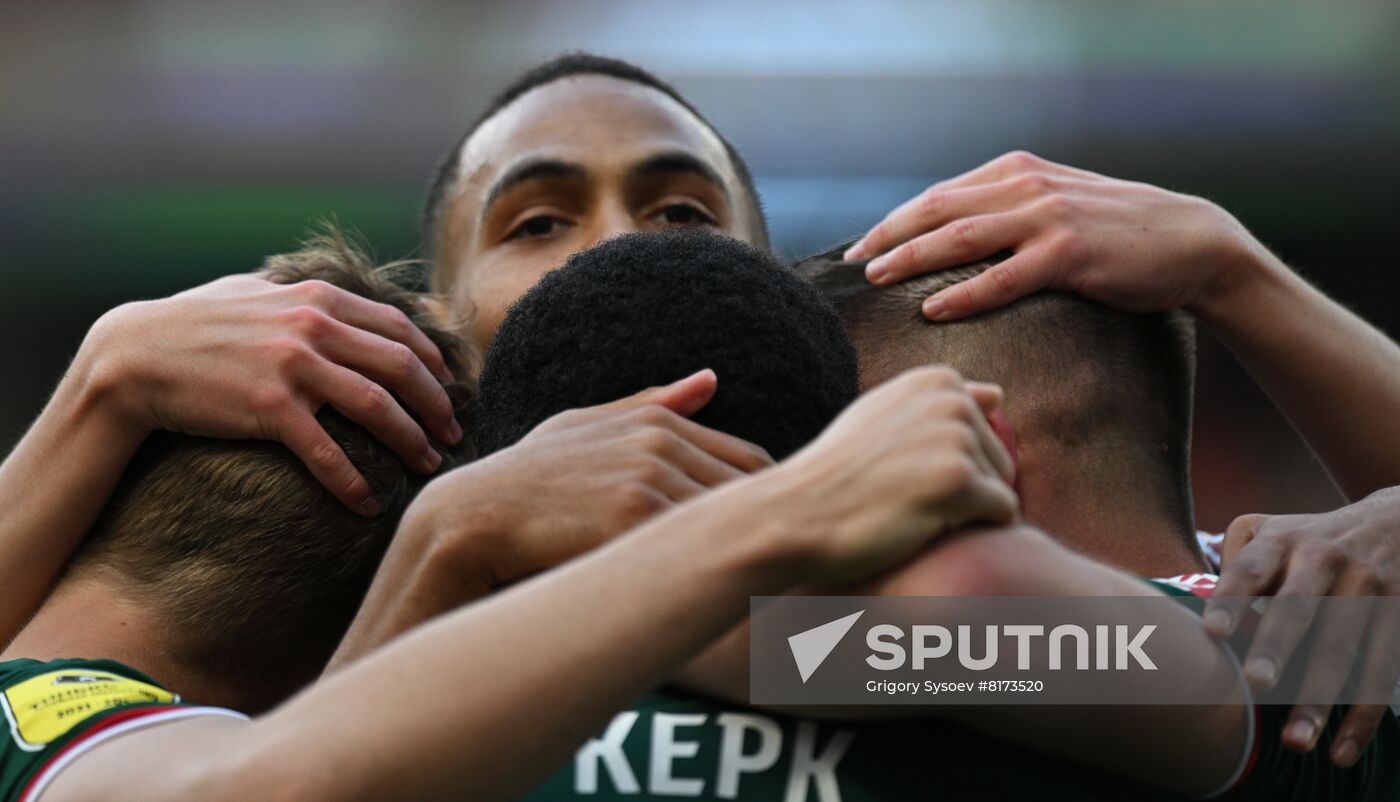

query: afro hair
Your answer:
[476,229,858,460]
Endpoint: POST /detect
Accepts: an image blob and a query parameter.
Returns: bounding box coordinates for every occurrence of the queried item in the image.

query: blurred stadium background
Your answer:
[2,0,1398,531]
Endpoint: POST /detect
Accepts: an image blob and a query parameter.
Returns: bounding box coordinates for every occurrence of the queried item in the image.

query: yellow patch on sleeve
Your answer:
[1,670,176,752]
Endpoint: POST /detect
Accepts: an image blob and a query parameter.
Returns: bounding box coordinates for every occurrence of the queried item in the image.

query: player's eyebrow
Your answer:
[481,158,588,225]
[627,151,731,202]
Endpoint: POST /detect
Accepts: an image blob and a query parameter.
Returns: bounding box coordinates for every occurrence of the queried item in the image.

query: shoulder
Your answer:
[0,659,245,802]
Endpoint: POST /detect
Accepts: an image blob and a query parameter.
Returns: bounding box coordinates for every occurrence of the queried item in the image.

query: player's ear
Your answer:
[984,406,1020,488]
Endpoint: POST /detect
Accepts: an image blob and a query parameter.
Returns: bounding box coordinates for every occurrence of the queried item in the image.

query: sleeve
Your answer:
[0,663,246,802]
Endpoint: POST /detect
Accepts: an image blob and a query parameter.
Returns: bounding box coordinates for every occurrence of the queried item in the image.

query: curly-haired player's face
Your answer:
[434,75,760,347]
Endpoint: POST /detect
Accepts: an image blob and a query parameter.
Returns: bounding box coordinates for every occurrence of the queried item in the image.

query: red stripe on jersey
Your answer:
[1157,573,1219,597]
[1231,706,1266,793]
[16,705,184,802]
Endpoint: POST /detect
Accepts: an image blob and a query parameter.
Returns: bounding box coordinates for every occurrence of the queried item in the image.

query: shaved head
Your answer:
[798,243,1199,567]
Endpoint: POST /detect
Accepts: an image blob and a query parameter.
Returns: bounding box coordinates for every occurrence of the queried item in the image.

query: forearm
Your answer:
[252,477,805,802]
[324,485,499,672]
[680,528,1250,797]
[1195,241,1400,501]
[0,352,145,643]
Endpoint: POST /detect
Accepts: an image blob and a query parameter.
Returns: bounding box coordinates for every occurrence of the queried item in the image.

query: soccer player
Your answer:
[0,242,468,650]
[421,53,767,349]
[839,151,1400,757]
[421,55,1400,757]
[0,234,1019,802]
[461,230,1396,800]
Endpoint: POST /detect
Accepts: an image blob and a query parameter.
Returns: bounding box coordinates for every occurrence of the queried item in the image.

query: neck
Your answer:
[1016,445,1206,578]
[0,577,250,712]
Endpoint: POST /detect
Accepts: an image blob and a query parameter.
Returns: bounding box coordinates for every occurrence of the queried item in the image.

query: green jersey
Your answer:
[0,658,245,802]
[527,577,1400,801]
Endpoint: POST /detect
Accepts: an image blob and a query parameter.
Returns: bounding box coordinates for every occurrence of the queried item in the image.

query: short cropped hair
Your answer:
[67,228,477,709]
[797,242,1197,535]
[423,52,769,289]
[475,230,856,460]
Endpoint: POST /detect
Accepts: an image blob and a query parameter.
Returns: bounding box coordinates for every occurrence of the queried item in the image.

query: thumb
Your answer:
[599,369,718,418]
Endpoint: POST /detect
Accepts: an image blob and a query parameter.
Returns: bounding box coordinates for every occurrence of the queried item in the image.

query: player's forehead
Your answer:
[454,75,739,205]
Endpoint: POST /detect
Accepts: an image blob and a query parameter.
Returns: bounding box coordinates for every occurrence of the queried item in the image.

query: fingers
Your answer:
[1333,602,1400,766]
[1284,570,1376,752]
[846,151,1094,260]
[310,361,442,476]
[656,413,774,474]
[1205,518,1283,638]
[864,211,1035,287]
[926,151,1096,194]
[919,245,1064,321]
[276,411,378,516]
[942,470,1020,531]
[1220,512,1264,565]
[850,182,1024,265]
[300,280,454,383]
[1239,552,1337,691]
[650,430,756,489]
[1332,706,1389,768]
[595,369,719,417]
[315,316,461,445]
[643,463,710,504]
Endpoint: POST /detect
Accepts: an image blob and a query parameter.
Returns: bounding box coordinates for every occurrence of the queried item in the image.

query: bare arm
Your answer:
[1193,243,1400,502]
[847,151,1400,500]
[40,366,1018,802]
[0,275,460,646]
[42,476,797,802]
[676,526,1250,798]
[0,356,146,645]
[328,371,772,671]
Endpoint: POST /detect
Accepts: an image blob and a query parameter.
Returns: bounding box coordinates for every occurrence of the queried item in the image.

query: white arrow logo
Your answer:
[787,610,865,683]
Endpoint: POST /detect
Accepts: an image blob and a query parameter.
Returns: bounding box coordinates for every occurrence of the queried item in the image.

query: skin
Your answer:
[327,365,1252,798]
[1208,488,1400,765]
[847,151,1400,504]
[431,74,759,347]
[847,150,1400,759]
[853,354,1207,580]
[13,367,1021,802]
[331,370,1014,667]
[328,370,774,671]
[678,525,1251,798]
[4,66,1391,786]
[0,274,460,648]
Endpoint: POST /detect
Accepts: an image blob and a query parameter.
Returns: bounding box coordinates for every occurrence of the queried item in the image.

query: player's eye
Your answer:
[506,215,571,241]
[652,203,716,228]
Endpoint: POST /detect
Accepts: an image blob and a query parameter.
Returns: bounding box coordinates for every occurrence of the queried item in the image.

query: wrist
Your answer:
[70,303,155,435]
[711,464,832,590]
[1190,220,1290,327]
[400,471,518,589]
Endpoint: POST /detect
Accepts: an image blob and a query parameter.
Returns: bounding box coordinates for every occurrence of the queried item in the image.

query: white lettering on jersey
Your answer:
[784,721,854,802]
[715,713,782,798]
[572,708,855,798]
[575,711,641,794]
[650,713,706,796]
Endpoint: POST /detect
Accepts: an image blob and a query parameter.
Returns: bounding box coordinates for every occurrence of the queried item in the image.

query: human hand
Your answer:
[1206,487,1400,767]
[81,273,462,514]
[774,366,1017,584]
[844,151,1264,321]
[411,369,773,590]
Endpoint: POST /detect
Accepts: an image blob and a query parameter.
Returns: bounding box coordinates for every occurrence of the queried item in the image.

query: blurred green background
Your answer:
[2,0,1398,529]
